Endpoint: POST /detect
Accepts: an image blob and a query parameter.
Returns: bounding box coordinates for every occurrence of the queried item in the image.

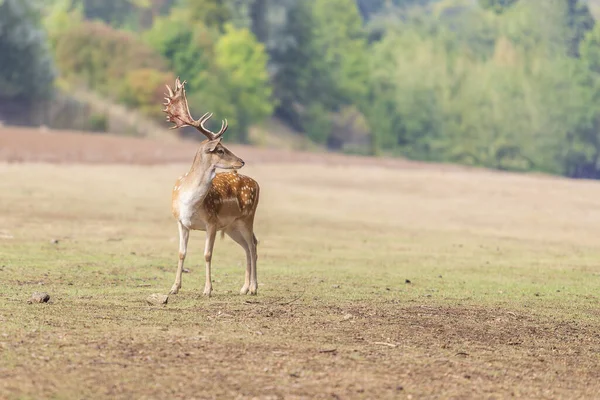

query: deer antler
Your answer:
[163,77,228,140]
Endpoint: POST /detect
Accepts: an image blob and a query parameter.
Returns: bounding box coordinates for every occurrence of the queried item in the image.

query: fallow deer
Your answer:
[163,78,260,297]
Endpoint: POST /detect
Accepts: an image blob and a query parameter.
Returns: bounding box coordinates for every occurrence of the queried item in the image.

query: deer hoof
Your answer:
[240,285,249,295]
[169,285,180,295]
[249,284,258,296]
[203,287,212,297]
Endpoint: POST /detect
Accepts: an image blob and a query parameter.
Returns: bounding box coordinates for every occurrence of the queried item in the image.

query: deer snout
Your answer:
[232,158,245,169]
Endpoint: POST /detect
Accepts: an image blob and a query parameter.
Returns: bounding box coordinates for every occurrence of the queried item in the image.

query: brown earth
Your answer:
[2,301,599,399]
[0,126,464,170]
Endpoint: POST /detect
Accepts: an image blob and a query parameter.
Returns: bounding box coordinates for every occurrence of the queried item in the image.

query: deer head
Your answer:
[164,78,244,170]
[201,138,245,170]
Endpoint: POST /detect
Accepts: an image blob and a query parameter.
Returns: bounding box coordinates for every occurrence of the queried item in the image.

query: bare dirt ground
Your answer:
[0,125,464,170]
[3,302,599,399]
[1,126,600,399]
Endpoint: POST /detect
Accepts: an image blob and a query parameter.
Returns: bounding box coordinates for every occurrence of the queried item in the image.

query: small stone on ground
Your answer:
[28,292,50,303]
[147,293,169,306]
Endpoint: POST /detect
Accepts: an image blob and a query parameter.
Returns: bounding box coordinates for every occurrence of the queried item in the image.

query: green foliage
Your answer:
[42,0,84,47]
[271,0,317,105]
[436,0,498,59]
[54,21,168,89]
[357,0,434,20]
[304,104,332,144]
[76,0,171,29]
[498,0,594,58]
[120,68,176,118]
[180,0,231,33]
[53,20,170,119]
[0,0,55,101]
[444,63,541,170]
[88,112,108,132]
[271,0,335,129]
[580,23,600,73]
[40,0,175,31]
[34,0,600,179]
[478,0,519,14]
[368,27,449,160]
[79,0,138,27]
[272,0,371,147]
[566,0,595,57]
[557,26,600,178]
[144,9,213,92]
[212,24,274,142]
[146,6,273,142]
[312,0,369,105]
[361,0,600,177]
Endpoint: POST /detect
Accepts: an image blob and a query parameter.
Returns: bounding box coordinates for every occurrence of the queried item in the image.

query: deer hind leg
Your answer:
[225,227,252,295]
[170,221,189,295]
[248,232,258,295]
[203,225,217,297]
[237,222,258,295]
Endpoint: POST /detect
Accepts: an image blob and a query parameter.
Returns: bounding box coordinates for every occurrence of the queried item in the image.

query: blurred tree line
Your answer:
[0,0,55,102]
[6,0,600,178]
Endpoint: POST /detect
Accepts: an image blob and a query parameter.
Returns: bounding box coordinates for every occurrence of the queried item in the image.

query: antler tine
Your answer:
[165,84,174,98]
[199,112,213,124]
[162,78,230,141]
[198,113,228,140]
[218,119,228,137]
[175,77,186,91]
[162,78,207,137]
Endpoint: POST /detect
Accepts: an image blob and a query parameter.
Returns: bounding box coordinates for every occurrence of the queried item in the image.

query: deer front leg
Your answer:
[224,228,251,294]
[170,221,189,295]
[203,225,217,297]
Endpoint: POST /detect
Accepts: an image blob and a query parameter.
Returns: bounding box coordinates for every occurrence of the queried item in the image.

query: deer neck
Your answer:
[182,153,216,203]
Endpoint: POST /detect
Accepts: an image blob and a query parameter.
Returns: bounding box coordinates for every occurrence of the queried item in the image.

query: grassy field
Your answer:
[1,160,600,399]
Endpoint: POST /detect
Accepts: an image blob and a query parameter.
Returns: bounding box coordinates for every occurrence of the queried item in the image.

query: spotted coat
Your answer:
[203,172,260,220]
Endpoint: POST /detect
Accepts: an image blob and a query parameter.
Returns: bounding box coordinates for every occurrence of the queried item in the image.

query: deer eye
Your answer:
[216,149,224,155]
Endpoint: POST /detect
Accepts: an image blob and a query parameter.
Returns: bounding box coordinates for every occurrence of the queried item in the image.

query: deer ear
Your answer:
[205,138,221,152]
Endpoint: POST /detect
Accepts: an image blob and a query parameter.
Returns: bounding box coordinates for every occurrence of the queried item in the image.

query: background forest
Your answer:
[4,0,600,178]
